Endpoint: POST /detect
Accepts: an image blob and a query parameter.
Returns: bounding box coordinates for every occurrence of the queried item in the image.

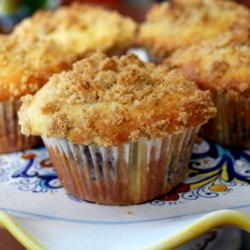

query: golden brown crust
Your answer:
[137,0,250,59]
[0,4,136,100]
[0,36,78,100]
[14,3,136,55]
[19,53,216,146]
[166,30,250,97]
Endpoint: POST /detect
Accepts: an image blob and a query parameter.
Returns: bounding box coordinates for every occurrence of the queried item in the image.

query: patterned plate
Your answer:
[0,139,249,249]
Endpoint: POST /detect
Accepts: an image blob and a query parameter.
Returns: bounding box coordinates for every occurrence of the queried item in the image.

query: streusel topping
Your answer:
[0,35,78,100]
[137,0,250,59]
[19,53,216,146]
[166,30,250,97]
[14,3,136,55]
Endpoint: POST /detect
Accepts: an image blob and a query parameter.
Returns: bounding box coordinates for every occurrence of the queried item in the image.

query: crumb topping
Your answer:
[14,3,136,55]
[137,0,250,59]
[0,35,78,100]
[19,53,216,146]
[166,30,250,97]
[1,4,136,100]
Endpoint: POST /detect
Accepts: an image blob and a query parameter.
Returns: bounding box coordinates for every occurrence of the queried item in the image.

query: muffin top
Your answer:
[137,0,250,59]
[0,36,78,101]
[19,53,216,146]
[13,3,136,56]
[166,30,250,97]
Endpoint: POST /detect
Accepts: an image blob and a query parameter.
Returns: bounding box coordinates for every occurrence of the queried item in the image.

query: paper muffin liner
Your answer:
[147,51,163,64]
[200,92,250,147]
[42,127,200,205]
[0,100,42,153]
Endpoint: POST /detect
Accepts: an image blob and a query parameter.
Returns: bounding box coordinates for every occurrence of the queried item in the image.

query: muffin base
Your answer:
[200,91,250,148]
[0,100,41,153]
[43,127,199,205]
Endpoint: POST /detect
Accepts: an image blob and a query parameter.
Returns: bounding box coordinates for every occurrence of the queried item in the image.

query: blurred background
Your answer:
[0,0,249,33]
[0,0,150,32]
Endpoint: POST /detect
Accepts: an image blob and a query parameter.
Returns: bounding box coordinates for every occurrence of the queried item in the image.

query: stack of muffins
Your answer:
[0,0,248,205]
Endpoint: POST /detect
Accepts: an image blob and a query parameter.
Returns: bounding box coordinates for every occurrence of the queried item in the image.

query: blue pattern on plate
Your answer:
[0,141,249,205]
[151,140,250,205]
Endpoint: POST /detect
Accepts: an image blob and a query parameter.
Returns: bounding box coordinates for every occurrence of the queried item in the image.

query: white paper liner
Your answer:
[0,100,41,153]
[43,127,200,205]
[200,92,250,147]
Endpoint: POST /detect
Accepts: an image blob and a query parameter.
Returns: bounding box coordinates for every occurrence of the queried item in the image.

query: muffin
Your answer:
[137,0,250,62]
[19,53,216,205]
[166,31,250,147]
[0,4,136,154]
[13,3,136,57]
[0,35,78,153]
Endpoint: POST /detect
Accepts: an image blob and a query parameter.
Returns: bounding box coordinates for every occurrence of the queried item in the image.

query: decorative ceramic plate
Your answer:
[0,139,250,249]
